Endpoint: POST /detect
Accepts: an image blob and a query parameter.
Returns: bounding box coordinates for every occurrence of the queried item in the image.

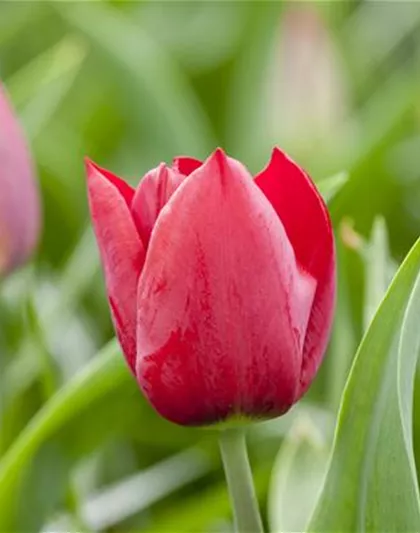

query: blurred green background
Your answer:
[1,1,420,531]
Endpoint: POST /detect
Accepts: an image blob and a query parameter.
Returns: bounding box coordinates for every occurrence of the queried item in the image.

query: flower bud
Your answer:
[0,83,40,276]
[87,148,336,426]
[267,7,347,152]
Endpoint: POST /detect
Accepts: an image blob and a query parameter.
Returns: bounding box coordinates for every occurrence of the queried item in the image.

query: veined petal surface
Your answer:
[131,164,184,248]
[136,149,316,425]
[255,148,335,396]
[86,161,145,372]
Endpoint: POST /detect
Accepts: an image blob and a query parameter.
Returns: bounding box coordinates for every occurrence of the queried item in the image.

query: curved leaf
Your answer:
[308,237,420,532]
[0,340,125,528]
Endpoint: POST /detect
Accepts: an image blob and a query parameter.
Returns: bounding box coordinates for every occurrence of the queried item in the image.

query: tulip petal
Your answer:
[136,149,317,426]
[86,161,145,372]
[172,156,202,176]
[255,147,335,397]
[131,164,185,248]
[298,254,335,397]
[85,159,135,206]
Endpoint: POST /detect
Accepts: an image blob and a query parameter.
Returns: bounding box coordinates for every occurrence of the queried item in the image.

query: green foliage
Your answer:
[268,416,331,532]
[309,235,420,531]
[2,1,420,530]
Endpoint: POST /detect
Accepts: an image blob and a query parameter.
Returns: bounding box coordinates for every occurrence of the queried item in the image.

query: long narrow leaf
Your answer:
[308,237,420,531]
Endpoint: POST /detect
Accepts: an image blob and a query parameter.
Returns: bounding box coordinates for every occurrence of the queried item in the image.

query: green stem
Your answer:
[219,429,264,533]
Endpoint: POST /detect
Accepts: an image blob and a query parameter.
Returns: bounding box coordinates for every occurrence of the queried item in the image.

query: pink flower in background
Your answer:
[0,83,40,276]
[267,6,347,151]
[87,148,335,426]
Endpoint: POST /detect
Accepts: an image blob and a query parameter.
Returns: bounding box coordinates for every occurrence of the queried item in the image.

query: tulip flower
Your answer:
[86,148,335,426]
[0,83,40,276]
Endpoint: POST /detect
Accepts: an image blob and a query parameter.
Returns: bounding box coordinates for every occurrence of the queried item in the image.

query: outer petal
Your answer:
[172,156,202,176]
[85,159,135,207]
[0,83,40,274]
[86,161,145,372]
[131,164,184,248]
[255,147,336,397]
[135,149,316,426]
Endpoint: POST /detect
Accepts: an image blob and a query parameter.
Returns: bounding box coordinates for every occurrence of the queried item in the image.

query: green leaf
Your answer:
[0,339,126,529]
[17,441,71,531]
[327,233,361,410]
[330,60,420,222]
[318,171,348,204]
[24,293,58,400]
[7,36,87,139]
[268,416,331,533]
[3,228,100,406]
[327,216,391,412]
[308,236,420,532]
[0,3,45,48]
[363,217,395,330]
[80,448,211,530]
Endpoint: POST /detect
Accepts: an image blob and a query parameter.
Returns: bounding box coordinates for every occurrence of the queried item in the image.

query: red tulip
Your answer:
[87,148,335,426]
[0,83,40,276]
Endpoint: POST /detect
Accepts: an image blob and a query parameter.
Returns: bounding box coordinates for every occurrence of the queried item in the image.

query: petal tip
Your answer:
[208,147,229,176]
[84,158,103,181]
[270,146,296,168]
[206,148,233,189]
[271,146,282,158]
[213,147,227,164]
[84,160,134,205]
[172,155,203,176]
[156,162,169,177]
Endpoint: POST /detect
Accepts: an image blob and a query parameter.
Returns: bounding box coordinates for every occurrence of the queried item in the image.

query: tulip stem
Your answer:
[219,428,264,533]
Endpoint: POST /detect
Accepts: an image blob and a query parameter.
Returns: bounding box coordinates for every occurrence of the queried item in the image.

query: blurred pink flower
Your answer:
[267,7,348,151]
[0,83,40,275]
